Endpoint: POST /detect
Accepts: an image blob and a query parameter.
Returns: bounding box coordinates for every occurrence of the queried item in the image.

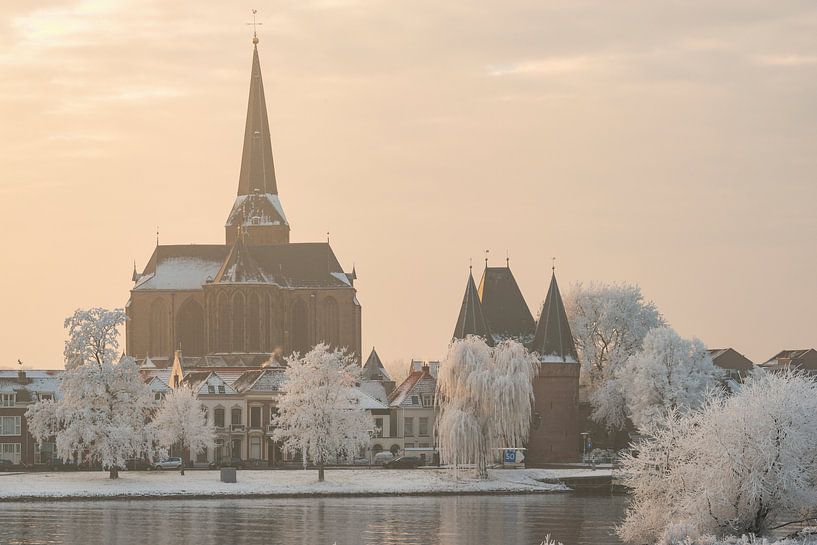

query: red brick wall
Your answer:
[526,362,580,465]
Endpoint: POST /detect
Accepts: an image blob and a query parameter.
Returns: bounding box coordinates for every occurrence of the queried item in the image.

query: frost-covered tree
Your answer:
[618,371,817,543]
[272,344,373,482]
[437,337,539,479]
[616,327,723,430]
[565,282,664,429]
[152,386,214,475]
[27,308,158,479]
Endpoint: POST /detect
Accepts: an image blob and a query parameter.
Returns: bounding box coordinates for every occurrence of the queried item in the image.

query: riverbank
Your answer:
[0,468,611,501]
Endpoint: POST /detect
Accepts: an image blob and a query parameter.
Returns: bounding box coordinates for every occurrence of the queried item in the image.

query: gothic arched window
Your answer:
[321,296,340,347]
[217,291,231,352]
[247,293,261,352]
[149,299,169,357]
[232,292,246,353]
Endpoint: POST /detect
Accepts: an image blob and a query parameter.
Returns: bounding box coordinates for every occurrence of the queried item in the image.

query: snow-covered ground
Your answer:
[0,468,609,501]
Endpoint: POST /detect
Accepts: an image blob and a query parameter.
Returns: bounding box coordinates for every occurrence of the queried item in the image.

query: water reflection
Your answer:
[0,494,628,545]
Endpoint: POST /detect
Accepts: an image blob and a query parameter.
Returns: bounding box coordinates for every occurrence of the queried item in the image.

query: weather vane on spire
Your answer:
[552,256,556,272]
[247,9,262,44]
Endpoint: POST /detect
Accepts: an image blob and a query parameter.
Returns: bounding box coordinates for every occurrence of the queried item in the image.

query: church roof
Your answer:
[477,265,535,342]
[361,348,391,381]
[238,44,278,197]
[530,272,578,363]
[452,270,494,346]
[133,243,353,291]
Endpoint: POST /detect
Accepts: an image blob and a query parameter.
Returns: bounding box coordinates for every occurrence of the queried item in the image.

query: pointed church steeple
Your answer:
[225,38,290,246]
[453,268,495,346]
[530,271,578,362]
[238,43,277,196]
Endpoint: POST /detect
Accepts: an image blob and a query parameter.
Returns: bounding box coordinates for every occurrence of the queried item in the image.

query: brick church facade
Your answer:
[452,263,580,464]
[126,41,361,364]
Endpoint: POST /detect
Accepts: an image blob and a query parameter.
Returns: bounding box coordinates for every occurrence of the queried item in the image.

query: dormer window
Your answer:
[422,394,433,407]
[218,385,226,394]
[208,385,215,394]
[411,395,420,405]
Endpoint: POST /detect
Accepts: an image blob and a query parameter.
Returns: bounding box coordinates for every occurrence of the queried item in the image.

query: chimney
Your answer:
[17,369,27,383]
[421,363,430,375]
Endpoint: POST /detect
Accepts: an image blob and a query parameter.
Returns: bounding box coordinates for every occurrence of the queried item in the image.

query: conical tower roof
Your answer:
[530,271,577,362]
[453,269,494,346]
[238,43,277,196]
[478,265,535,341]
[362,347,391,381]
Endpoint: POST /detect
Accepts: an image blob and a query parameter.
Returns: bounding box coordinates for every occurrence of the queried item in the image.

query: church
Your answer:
[126,38,361,365]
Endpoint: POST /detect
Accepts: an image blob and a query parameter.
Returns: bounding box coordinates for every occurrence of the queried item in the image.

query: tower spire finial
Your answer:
[552,256,556,273]
[484,249,490,268]
[247,9,262,45]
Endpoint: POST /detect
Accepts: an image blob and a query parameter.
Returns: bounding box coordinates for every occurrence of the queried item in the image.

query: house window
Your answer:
[404,417,414,437]
[231,408,242,426]
[419,417,429,437]
[154,392,163,402]
[250,407,261,429]
[208,385,215,394]
[374,418,383,438]
[40,393,53,401]
[0,443,21,464]
[0,394,15,407]
[0,416,21,436]
[250,437,262,460]
[214,408,225,428]
[411,395,419,405]
[218,385,226,394]
[422,394,433,407]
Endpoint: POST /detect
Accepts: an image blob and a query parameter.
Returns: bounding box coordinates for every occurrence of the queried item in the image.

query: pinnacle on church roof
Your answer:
[530,271,578,363]
[237,41,277,196]
[213,234,266,283]
[452,269,494,346]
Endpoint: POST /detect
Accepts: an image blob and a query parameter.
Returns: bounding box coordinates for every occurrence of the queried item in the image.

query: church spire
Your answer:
[225,38,290,246]
[530,270,578,362]
[453,268,494,346]
[237,41,277,196]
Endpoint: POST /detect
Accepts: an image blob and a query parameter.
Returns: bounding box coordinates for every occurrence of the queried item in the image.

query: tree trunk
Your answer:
[180,458,185,476]
[109,467,119,479]
[318,462,325,482]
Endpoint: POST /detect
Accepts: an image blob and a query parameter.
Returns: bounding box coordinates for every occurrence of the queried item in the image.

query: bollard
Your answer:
[220,467,237,483]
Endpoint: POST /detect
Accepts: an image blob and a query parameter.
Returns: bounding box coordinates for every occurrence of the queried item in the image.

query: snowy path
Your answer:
[0,468,610,501]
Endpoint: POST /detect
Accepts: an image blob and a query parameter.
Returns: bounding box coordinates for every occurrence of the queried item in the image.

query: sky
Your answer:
[0,0,815,370]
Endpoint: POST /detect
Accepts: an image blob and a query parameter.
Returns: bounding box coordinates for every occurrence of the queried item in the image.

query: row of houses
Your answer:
[0,348,439,468]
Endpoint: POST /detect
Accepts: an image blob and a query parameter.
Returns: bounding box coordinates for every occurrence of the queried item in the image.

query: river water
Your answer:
[0,494,627,545]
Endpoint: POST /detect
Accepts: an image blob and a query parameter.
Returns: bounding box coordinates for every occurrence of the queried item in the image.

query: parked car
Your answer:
[384,456,422,469]
[373,451,395,466]
[153,457,183,470]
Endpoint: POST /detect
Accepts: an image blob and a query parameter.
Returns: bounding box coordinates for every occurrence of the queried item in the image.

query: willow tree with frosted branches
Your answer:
[436,336,539,479]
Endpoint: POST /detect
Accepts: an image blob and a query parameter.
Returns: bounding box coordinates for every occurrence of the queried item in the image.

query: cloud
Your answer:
[754,54,817,67]
[486,55,605,77]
